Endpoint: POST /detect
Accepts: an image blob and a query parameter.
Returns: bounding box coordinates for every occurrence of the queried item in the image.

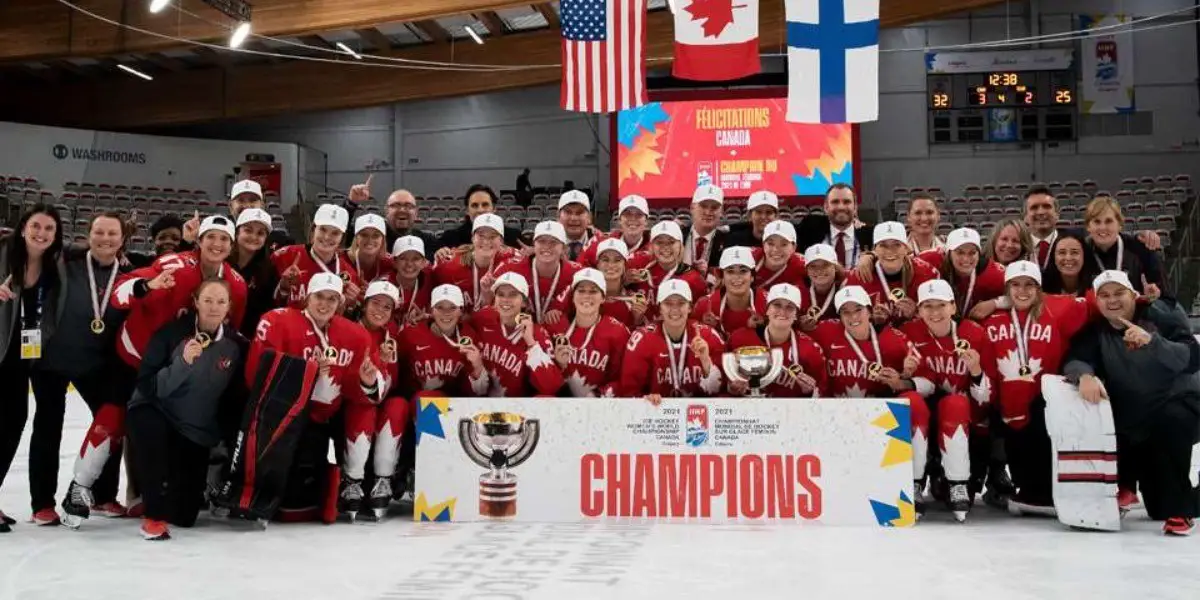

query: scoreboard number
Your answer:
[1055,89,1073,104]
[932,92,949,108]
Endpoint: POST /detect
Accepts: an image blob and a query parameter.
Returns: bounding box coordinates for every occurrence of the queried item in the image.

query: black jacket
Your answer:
[680,225,728,265]
[794,214,874,254]
[723,222,762,250]
[341,200,440,260]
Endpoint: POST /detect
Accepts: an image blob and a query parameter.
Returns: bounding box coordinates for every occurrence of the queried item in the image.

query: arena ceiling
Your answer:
[0,0,1006,129]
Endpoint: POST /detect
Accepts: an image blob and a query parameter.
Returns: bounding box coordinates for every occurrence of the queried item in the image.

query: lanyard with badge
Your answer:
[20,284,44,360]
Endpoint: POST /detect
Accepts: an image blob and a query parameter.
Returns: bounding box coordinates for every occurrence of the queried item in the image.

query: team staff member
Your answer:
[578,195,652,268]
[681,184,728,276]
[228,208,277,339]
[726,283,826,398]
[0,205,64,531]
[1064,271,1199,536]
[694,247,766,337]
[905,193,946,253]
[437,184,524,250]
[545,269,630,397]
[273,204,361,309]
[795,183,873,270]
[557,190,601,261]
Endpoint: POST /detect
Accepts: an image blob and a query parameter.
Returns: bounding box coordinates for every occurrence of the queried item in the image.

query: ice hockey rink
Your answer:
[1,395,1197,600]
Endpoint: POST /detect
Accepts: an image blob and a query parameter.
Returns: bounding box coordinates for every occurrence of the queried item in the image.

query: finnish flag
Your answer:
[786,0,880,124]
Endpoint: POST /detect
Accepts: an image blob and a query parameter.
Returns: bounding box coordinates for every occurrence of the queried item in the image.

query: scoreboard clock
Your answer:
[926,49,1079,144]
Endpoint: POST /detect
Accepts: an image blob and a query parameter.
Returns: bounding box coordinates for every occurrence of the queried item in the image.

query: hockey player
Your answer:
[900,279,996,521]
[726,283,826,397]
[577,194,652,267]
[626,221,707,320]
[432,213,515,313]
[614,279,725,402]
[389,236,433,326]
[810,286,910,398]
[472,272,565,396]
[980,260,1095,515]
[272,204,361,309]
[493,221,581,324]
[346,213,395,285]
[752,221,806,289]
[693,247,767,337]
[592,238,643,328]
[544,269,630,397]
[795,244,844,332]
[930,228,1007,320]
[846,222,938,325]
[62,215,248,528]
[397,284,489,396]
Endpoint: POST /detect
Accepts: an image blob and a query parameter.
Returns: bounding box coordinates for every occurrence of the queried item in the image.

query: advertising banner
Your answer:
[413,396,914,527]
[1079,14,1135,114]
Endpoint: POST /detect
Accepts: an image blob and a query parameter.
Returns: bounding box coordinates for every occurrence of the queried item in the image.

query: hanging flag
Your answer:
[673,0,761,81]
[561,0,648,113]
[785,0,880,123]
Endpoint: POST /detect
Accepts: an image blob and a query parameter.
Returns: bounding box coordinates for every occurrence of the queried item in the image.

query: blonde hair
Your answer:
[1084,195,1124,227]
[986,218,1034,264]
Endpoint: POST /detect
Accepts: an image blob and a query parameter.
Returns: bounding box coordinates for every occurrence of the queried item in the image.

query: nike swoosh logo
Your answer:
[1002,416,1027,424]
[914,342,929,348]
[416,345,430,351]
[830,344,845,349]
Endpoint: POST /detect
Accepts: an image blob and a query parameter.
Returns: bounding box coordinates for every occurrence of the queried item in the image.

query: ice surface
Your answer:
[1,394,1197,600]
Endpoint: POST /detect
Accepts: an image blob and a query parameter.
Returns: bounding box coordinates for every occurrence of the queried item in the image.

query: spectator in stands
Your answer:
[557,190,599,261]
[681,185,728,274]
[1083,195,1164,300]
[725,190,779,249]
[985,218,1033,266]
[1024,186,1160,271]
[437,184,523,251]
[795,183,873,270]
[516,168,533,208]
[228,208,278,339]
[905,193,946,253]
[0,204,64,532]
[1037,231,1090,297]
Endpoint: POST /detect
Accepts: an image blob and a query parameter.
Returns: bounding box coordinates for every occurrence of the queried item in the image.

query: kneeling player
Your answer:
[726,283,826,397]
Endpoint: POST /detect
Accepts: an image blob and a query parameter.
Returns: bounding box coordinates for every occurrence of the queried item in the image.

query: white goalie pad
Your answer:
[1041,375,1121,532]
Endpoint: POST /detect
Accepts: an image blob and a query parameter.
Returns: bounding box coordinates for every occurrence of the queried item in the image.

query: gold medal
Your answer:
[806,306,821,319]
[553,334,570,347]
[889,287,906,301]
[632,291,647,304]
[339,272,351,283]
[195,332,212,349]
[787,363,805,384]
[90,319,105,335]
[1018,364,1031,377]
[381,339,396,354]
[516,313,531,326]
[955,339,971,352]
[324,346,339,360]
[867,362,883,379]
[458,336,473,347]
[630,269,651,282]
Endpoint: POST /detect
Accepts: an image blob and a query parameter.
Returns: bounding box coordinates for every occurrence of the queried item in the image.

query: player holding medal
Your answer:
[847,222,938,325]
[472,273,565,397]
[625,221,707,322]
[751,221,807,289]
[928,228,1008,320]
[432,213,516,313]
[794,244,844,332]
[395,283,488,396]
[387,236,433,326]
[693,247,767,338]
[544,269,630,397]
[492,221,581,325]
[811,286,910,398]
[726,283,827,397]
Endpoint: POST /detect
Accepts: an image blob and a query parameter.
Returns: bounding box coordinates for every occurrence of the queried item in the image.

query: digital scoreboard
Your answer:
[925,49,1078,144]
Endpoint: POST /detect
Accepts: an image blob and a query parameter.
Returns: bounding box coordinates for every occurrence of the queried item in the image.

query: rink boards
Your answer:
[413,396,914,526]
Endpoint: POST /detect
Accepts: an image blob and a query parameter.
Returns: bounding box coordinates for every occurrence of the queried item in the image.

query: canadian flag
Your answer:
[672,0,761,81]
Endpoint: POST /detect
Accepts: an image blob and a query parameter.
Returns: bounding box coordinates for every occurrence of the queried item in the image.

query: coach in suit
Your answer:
[795,183,874,269]
[681,184,729,273]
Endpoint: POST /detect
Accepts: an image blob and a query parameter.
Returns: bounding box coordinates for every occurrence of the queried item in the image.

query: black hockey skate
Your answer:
[947,482,970,523]
[339,475,365,522]
[982,465,1015,510]
[368,478,392,521]
[913,479,927,520]
[61,481,94,530]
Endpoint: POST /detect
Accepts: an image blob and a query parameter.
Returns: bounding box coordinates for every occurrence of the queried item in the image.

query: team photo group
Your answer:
[0,179,1197,541]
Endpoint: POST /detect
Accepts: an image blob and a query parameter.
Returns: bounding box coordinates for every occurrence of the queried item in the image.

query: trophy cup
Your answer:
[721,346,785,397]
[459,412,541,518]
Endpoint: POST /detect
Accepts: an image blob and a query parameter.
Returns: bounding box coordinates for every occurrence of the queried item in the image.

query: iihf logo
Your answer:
[686,404,709,447]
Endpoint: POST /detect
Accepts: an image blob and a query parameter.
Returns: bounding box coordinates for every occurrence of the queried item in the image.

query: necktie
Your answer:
[1037,240,1050,266]
[835,233,847,268]
[694,236,708,266]
[569,241,583,261]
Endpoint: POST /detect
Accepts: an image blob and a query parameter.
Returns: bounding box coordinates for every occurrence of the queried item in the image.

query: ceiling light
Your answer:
[229,21,251,48]
[335,42,362,59]
[465,26,484,45]
[149,0,171,13]
[118,64,153,81]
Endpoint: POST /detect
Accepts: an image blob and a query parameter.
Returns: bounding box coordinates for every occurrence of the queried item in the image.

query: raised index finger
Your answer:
[364,173,373,188]
[1117,317,1136,329]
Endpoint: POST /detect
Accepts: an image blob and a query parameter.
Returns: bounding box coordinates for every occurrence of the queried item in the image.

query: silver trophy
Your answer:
[459,412,541,518]
[722,346,785,397]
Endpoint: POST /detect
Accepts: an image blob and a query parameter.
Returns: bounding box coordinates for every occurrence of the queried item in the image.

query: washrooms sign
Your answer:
[52,143,147,164]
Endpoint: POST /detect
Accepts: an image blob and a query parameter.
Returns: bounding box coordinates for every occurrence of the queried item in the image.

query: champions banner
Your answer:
[1079,14,1135,114]
[413,396,913,527]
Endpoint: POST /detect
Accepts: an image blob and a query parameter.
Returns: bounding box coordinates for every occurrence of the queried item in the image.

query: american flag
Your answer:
[560,0,647,113]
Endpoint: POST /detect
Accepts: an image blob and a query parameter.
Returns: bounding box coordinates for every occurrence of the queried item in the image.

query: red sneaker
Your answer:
[90,501,128,518]
[31,508,61,526]
[1163,517,1195,536]
[140,518,171,541]
[126,499,145,518]
[1117,488,1141,515]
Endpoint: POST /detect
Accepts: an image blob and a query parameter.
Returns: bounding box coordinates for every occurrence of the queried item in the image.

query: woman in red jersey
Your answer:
[846,222,937,326]
[432,213,515,313]
[272,204,361,309]
[388,236,433,326]
[545,269,630,397]
[493,221,581,325]
[346,214,395,285]
[578,195,652,267]
[795,244,844,332]
[810,286,910,399]
[933,228,1007,320]
[752,221,807,289]
[625,221,707,318]
[726,283,826,397]
[694,246,767,337]
[471,272,564,396]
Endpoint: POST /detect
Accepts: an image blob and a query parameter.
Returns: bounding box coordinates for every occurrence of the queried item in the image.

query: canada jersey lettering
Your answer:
[811,321,909,398]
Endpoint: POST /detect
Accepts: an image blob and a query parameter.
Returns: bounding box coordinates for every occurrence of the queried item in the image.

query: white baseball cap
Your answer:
[307,272,344,298]
[719,246,755,270]
[1093,270,1136,294]
[235,208,272,231]
[431,284,465,308]
[763,220,797,244]
[230,179,263,200]
[917,279,956,305]
[767,283,802,308]
[391,235,425,258]
[873,221,907,246]
[657,279,693,304]
[473,213,504,235]
[364,280,400,305]
[571,268,607,295]
[1004,260,1042,286]
[491,271,529,297]
[946,227,982,251]
[198,215,235,240]
[596,238,629,260]
[313,204,349,232]
[355,213,386,236]
[834,285,872,311]
[747,190,779,211]
[534,221,567,244]
[804,243,838,265]
[650,220,683,243]
[557,190,590,211]
[692,184,724,205]
[618,195,649,216]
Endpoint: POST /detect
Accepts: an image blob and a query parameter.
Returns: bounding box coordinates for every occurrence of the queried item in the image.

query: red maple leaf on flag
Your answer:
[684,0,737,38]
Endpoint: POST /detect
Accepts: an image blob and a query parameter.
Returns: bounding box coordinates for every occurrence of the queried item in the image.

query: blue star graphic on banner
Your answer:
[617,102,670,148]
[414,395,450,445]
[883,401,911,443]
[870,491,915,527]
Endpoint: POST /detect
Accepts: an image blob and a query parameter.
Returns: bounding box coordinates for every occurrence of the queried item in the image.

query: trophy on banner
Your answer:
[722,346,785,397]
[459,412,541,518]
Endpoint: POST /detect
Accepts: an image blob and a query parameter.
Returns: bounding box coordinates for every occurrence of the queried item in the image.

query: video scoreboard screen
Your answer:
[925,50,1079,144]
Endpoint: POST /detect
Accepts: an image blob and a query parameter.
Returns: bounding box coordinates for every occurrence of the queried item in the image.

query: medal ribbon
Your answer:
[664,326,690,393]
[843,326,882,372]
[874,262,902,302]
[765,327,799,364]
[565,319,598,353]
[303,310,334,355]
[310,247,340,276]
[1009,309,1034,369]
[1094,235,1125,273]
[718,290,756,322]
[808,284,834,318]
[86,251,119,326]
[531,261,562,322]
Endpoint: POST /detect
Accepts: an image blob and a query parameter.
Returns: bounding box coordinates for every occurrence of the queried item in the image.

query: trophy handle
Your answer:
[721,352,748,384]
[505,419,540,469]
[458,419,495,470]
[760,348,786,387]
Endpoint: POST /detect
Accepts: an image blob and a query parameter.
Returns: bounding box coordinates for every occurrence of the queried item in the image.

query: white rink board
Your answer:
[414,397,915,526]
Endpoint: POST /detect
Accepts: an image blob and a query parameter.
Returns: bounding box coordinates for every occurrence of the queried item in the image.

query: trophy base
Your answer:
[478,473,517,518]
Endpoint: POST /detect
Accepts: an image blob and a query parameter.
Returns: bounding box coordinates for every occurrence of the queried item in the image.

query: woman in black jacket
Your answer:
[125,278,247,541]
[227,208,278,339]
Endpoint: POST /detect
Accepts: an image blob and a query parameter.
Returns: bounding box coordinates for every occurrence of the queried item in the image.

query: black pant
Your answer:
[1002,396,1053,505]
[1125,400,1200,520]
[0,337,32,502]
[127,405,209,527]
[28,365,133,511]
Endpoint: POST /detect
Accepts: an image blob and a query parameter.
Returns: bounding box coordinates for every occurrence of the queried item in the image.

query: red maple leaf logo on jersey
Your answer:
[685,0,737,38]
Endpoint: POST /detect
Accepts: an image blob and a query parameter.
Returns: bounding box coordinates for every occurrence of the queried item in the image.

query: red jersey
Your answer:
[471,307,565,396]
[395,321,488,396]
[981,294,1095,429]
[900,319,995,405]
[545,316,630,397]
[625,255,708,319]
[727,326,827,397]
[248,307,374,423]
[492,257,583,323]
[692,289,768,337]
[271,244,361,309]
[811,321,909,398]
[384,271,435,324]
[362,321,402,396]
[844,257,939,310]
[796,278,840,322]
[431,248,515,313]
[946,261,1007,317]
[614,322,726,398]
[577,230,652,267]
[111,252,247,368]
[346,251,396,285]
[751,248,807,289]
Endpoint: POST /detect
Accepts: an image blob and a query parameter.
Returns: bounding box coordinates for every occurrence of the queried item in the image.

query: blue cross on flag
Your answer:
[785,0,880,124]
